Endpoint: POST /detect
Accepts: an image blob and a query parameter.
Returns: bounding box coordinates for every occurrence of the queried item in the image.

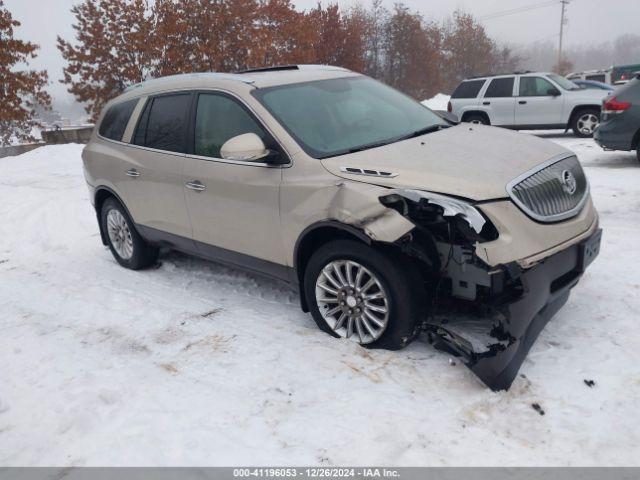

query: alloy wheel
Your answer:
[106,209,134,260]
[577,113,599,135]
[315,260,390,344]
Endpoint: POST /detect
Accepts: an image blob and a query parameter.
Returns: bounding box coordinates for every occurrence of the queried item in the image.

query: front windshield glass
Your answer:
[548,73,580,91]
[252,76,447,159]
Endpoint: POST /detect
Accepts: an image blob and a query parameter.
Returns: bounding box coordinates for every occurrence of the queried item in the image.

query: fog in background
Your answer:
[5,0,640,122]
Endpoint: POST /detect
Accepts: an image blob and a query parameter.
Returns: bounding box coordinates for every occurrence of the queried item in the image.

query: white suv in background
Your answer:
[448,72,610,137]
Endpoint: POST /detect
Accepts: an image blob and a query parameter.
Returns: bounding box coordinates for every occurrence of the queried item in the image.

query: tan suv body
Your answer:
[83,65,602,390]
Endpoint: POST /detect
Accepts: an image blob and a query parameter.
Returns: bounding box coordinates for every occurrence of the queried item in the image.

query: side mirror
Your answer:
[220,133,270,162]
[548,88,561,97]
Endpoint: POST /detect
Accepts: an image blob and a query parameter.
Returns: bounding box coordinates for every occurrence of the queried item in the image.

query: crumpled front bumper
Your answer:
[427,228,602,391]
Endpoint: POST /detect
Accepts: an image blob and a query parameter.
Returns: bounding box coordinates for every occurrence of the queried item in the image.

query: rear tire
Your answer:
[571,108,600,137]
[304,239,423,350]
[463,113,490,125]
[100,197,158,270]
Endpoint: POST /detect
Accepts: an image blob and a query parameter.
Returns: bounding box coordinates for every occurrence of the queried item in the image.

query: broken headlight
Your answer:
[380,189,498,243]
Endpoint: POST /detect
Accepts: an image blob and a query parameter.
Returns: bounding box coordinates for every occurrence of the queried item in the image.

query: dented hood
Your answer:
[320,124,570,201]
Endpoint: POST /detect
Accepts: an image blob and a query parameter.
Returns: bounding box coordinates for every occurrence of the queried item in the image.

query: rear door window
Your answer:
[133,94,191,153]
[99,99,138,141]
[451,80,486,99]
[484,77,514,98]
[519,77,556,97]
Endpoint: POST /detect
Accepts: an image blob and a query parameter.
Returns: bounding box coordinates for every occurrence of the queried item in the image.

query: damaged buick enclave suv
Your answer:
[83,65,601,390]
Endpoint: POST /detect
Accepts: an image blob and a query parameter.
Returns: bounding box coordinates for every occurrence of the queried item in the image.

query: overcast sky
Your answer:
[5,0,640,104]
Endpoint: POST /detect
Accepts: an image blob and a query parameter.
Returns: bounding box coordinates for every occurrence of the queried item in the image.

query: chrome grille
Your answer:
[507,154,588,222]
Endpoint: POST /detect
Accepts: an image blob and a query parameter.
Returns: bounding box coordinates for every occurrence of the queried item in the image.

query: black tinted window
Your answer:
[195,93,268,158]
[519,77,556,97]
[451,80,486,99]
[484,77,514,98]
[586,74,606,82]
[135,94,191,153]
[99,99,138,141]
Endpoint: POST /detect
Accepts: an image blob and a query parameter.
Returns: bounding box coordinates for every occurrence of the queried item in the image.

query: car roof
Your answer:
[568,69,609,76]
[121,65,358,98]
[463,71,553,81]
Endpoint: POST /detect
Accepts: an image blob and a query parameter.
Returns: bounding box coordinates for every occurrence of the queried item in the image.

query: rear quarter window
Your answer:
[451,80,486,99]
[98,99,138,141]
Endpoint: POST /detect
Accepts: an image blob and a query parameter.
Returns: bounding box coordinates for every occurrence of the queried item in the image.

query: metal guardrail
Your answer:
[1,126,94,159]
[41,126,94,144]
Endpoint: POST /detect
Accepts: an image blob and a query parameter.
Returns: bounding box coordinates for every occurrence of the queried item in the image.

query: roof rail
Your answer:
[236,64,351,74]
[468,70,533,79]
[123,72,254,92]
[236,65,300,74]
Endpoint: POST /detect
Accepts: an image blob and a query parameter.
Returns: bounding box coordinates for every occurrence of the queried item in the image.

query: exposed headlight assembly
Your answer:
[380,189,486,233]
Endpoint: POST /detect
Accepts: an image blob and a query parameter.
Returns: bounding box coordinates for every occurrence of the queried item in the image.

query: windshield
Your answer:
[548,74,580,91]
[252,76,447,159]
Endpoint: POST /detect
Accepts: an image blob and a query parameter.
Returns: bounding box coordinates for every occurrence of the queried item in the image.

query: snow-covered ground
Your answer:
[1,134,639,466]
[421,93,450,111]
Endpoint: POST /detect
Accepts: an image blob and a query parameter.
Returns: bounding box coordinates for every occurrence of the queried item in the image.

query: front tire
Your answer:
[101,197,158,269]
[572,108,600,137]
[304,239,423,350]
[463,113,490,125]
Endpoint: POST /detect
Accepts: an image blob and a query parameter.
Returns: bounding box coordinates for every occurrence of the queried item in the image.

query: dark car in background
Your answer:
[594,73,640,162]
[573,79,615,92]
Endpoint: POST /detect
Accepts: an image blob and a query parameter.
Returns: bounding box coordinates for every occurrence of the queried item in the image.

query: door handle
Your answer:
[519,100,527,105]
[126,168,140,177]
[483,101,491,105]
[185,180,206,192]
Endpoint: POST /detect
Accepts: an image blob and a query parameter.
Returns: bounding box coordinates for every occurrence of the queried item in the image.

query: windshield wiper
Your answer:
[399,124,451,141]
[347,138,401,154]
[345,124,451,154]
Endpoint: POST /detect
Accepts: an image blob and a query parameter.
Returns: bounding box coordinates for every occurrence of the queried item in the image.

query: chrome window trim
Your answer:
[96,134,186,157]
[122,143,187,157]
[505,152,590,223]
[184,152,281,168]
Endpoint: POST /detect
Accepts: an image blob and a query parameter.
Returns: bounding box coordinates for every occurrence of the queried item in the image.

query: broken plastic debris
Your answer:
[531,403,545,415]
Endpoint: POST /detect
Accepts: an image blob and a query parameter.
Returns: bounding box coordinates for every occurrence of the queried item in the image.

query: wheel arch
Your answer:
[294,221,372,312]
[567,104,601,126]
[632,127,640,149]
[461,110,491,124]
[94,186,134,246]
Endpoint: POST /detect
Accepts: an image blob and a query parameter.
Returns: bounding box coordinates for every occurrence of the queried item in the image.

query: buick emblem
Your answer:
[561,170,577,195]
